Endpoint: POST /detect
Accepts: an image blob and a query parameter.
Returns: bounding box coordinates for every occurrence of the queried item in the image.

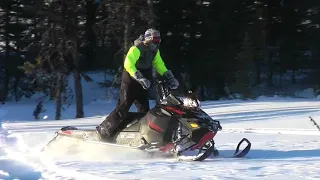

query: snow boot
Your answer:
[96,125,114,142]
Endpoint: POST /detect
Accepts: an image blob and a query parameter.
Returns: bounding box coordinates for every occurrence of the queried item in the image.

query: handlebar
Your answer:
[154,78,171,103]
[154,78,167,85]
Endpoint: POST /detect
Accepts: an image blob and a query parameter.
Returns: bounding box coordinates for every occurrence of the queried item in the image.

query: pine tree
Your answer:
[20,0,84,119]
[0,0,40,102]
[231,32,255,99]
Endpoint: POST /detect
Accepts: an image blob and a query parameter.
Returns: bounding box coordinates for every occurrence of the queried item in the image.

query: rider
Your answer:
[96,28,179,141]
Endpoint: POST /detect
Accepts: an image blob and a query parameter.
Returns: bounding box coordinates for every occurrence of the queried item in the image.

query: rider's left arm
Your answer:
[152,50,168,76]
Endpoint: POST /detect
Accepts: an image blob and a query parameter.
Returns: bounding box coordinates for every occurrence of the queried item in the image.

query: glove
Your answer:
[132,70,151,89]
[163,70,179,89]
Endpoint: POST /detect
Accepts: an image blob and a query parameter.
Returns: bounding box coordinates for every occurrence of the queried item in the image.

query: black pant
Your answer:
[98,71,150,137]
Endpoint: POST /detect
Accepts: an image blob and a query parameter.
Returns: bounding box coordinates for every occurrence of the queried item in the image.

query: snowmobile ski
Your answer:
[233,138,251,158]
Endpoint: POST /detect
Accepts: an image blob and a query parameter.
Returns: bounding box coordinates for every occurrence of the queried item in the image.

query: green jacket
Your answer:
[124,45,168,77]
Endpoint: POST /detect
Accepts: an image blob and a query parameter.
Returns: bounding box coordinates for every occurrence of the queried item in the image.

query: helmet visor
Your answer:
[152,37,161,44]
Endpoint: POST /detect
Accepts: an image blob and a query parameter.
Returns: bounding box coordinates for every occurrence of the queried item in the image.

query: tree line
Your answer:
[0,0,319,119]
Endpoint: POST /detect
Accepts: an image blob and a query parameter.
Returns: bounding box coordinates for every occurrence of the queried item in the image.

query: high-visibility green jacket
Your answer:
[124,44,168,77]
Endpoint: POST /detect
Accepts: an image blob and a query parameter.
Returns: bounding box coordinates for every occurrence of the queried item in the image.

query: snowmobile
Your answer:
[43,79,251,161]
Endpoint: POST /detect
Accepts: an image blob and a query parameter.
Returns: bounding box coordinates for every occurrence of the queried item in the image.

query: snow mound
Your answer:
[294,88,315,98]
[0,109,8,120]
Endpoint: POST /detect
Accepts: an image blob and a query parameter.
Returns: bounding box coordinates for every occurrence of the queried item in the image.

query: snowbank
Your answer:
[0,109,7,120]
[294,88,315,98]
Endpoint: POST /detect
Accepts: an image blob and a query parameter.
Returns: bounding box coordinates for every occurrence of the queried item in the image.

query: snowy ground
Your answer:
[1,72,320,180]
[1,97,320,180]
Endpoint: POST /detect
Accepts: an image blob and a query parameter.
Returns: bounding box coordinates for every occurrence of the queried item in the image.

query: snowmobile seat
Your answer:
[119,112,146,132]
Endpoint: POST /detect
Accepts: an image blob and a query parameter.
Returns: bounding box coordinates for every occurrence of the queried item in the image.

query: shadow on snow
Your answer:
[215,149,320,161]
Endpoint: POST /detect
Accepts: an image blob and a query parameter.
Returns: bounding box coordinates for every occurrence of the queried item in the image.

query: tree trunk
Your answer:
[74,70,84,118]
[291,69,296,84]
[123,1,132,55]
[0,3,11,102]
[267,51,274,87]
[14,76,21,101]
[55,73,64,120]
[69,0,84,118]
[255,59,261,84]
[3,72,9,103]
[0,70,5,104]
[117,0,132,84]
[147,0,155,27]
[85,0,97,69]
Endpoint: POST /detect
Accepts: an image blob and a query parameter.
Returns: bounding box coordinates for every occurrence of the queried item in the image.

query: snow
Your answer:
[294,88,315,98]
[1,72,320,179]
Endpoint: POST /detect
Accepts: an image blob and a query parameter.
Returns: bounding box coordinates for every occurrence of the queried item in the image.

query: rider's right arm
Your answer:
[124,46,141,77]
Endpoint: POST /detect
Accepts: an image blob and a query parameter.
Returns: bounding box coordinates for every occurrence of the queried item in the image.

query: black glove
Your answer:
[132,70,151,89]
[163,70,179,89]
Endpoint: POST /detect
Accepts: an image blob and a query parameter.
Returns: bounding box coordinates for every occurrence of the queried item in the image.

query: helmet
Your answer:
[144,28,161,51]
[144,28,161,43]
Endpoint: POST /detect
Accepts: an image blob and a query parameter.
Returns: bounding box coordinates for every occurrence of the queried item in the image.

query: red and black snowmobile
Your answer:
[43,79,251,161]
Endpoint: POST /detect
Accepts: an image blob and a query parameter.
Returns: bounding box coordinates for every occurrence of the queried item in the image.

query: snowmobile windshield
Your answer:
[164,94,182,106]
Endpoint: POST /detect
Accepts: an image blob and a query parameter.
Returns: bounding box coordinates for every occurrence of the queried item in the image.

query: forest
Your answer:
[0,0,320,119]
